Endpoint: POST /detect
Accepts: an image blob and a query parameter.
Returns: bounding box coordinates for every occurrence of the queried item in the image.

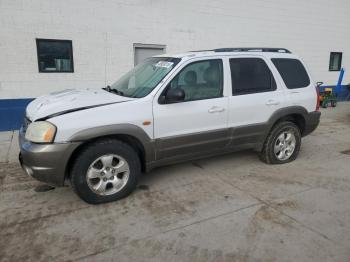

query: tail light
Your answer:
[315,82,323,111]
[316,86,320,111]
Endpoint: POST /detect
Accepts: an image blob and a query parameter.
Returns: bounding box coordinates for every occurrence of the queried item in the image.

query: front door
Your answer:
[153,59,229,160]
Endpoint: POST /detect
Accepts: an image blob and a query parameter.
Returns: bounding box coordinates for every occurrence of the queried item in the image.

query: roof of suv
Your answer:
[156,47,298,60]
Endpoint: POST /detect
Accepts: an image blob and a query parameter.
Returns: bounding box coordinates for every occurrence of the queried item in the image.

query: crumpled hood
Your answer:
[26,88,132,121]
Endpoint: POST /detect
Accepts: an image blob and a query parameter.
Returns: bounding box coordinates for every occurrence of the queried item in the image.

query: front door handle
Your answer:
[265,100,280,106]
[208,106,225,113]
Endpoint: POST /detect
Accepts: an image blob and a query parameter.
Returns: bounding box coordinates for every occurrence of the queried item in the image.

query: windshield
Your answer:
[109,57,180,98]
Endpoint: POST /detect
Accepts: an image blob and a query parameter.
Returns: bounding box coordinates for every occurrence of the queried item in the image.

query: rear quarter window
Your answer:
[272,58,310,89]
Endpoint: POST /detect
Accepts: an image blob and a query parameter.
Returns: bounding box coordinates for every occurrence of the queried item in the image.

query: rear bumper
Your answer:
[18,128,81,186]
[303,111,321,136]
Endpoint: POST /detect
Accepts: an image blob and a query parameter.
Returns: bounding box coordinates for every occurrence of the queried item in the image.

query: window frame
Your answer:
[229,57,277,96]
[159,58,224,104]
[36,38,74,73]
[329,52,342,72]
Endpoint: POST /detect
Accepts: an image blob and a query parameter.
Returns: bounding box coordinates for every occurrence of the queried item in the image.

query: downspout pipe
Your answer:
[335,68,345,94]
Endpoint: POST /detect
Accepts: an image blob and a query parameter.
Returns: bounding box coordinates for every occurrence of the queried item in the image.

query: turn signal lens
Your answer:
[142,120,151,126]
[25,121,57,143]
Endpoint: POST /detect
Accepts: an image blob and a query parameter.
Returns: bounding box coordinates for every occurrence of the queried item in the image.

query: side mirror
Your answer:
[165,88,185,103]
[316,81,324,88]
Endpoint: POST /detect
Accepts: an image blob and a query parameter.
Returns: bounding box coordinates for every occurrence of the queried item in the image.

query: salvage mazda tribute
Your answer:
[19,47,321,204]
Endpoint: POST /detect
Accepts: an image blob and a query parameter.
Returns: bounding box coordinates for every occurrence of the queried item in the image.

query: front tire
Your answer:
[259,121,301,164]
[70,139,141,204]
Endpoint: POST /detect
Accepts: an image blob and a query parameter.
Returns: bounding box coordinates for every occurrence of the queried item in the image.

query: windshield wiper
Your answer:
[103,85,125,96]
[111,88,125,96]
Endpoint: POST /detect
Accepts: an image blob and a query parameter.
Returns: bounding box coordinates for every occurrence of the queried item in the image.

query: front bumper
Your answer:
[303,111,321,136]
[18,128,81,186]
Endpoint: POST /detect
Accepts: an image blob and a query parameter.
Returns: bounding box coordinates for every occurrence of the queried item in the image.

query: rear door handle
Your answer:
[208,106,225,113]
[265,100,280,106]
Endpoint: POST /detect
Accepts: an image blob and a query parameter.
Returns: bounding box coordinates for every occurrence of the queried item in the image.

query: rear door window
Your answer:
[229,58,276,95]
[272,58,310,89]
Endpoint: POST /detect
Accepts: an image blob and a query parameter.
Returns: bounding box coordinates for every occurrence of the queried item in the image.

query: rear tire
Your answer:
[70,139,141,204]
[259,121,301,164]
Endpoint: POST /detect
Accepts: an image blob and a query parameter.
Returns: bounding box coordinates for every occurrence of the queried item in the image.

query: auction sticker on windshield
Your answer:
[154,61,174,68]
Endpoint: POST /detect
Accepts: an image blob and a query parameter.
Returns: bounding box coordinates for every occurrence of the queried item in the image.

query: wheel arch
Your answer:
[265,106,308,139]
[64,124,155,181]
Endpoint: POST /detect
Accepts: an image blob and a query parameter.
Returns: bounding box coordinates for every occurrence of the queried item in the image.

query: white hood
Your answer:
[26,88,132,121]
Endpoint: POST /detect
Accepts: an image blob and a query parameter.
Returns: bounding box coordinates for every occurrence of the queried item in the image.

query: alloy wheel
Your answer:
[86,154,130,196]
[274,131,296,161]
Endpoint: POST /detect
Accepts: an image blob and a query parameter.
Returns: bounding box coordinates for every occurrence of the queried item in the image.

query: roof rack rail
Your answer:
[213,47,291,53]
[189,49,212,52]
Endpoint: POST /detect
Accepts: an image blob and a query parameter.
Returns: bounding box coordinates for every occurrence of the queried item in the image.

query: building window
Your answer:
[133,43,166,66]
[36,39,74,73]
[329,52,342,71]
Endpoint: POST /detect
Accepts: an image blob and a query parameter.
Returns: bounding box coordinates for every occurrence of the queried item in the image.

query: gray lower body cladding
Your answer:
[302,111,321,136]
[18,128,81,186]
[147,124,266,171]
[147,110,321,170]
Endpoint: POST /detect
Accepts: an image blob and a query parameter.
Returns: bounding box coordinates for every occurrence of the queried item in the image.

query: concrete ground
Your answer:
[1,103,350,262]
[0,130,18,164]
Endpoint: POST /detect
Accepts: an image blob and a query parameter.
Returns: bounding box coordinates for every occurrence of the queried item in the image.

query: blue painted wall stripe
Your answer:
[0,99,33,131]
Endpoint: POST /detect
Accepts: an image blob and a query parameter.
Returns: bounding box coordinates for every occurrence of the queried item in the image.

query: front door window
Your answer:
[166,59,223,102]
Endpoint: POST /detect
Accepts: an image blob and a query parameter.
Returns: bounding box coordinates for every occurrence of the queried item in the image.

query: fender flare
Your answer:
[267,106,308,128]
[68,123,155,162]
[263,106,308,139]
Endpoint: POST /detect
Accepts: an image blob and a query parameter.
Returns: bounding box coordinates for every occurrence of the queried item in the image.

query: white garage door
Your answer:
[134,44,166,65]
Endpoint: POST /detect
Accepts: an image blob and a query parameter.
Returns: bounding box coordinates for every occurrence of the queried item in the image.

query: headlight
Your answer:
[25,121,57,143]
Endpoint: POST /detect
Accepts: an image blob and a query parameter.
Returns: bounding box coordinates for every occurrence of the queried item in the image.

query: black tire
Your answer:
[331,100,337,107]
[70,139,141,204]
[259,121,301,164]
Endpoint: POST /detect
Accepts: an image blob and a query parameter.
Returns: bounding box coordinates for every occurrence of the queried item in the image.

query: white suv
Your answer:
[19,47,320,204]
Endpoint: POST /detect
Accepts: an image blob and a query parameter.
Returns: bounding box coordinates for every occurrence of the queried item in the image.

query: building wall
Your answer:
[0,0,349,130]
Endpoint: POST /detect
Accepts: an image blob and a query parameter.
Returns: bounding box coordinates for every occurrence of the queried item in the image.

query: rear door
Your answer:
[227,56,288,145]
